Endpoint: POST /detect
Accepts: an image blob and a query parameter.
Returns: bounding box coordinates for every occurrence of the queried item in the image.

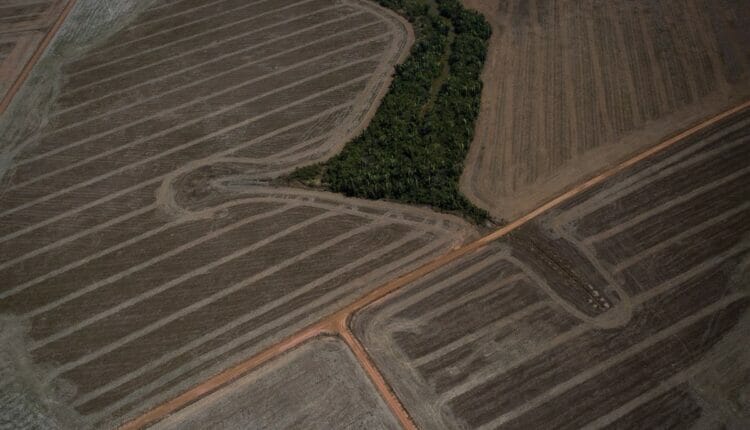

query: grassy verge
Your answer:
[286,0,491,224]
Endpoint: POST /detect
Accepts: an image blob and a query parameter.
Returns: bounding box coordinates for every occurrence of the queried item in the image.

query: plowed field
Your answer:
[0,0,474,427]
[461,0,750,220]
[356,105,750,429]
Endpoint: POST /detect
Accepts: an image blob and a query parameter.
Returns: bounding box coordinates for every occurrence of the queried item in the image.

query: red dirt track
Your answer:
[1,0,749,429]
[0,0,73,113]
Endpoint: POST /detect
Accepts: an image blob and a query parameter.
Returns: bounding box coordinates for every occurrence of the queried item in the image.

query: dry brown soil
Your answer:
[355,105,750,429]
[0,0,476,427]
[152,337,400,429]
[460,0,750,220]
[3,1,750,429]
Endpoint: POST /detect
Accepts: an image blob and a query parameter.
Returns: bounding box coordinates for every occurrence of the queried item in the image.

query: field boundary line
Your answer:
[120,99,750,429]
[71,0,275,69]
[0,73,372,218]
[0,0,77,114]
[49,4,358,119]
[579,368,695,429]
[69,0,303,77]
[413,298,546,369]
[477,293,745,429]
[0,105,349,245]
[585,164,750,245]
[86,234,449,419]
[35,29,384,150]
[9,52,379,191]
[61,7,361,96]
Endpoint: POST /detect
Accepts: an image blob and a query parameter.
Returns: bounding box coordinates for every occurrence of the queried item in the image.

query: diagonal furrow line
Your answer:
[129,0,238,28]
[61,6,357,96]
[0,12,42,22]
[50,216,378,378]
[70,0,310,78]
[0,204,156,271]
[380,252,508,318]
[623,244,750,308]
[415,272,527,330]
[0,131,332,278]
[0,104,347,245]
[614,202,750,272]
[27,28,388,165]
[80,232,447,413]
[447,325,590,401]
[28,203,307,346]
[85,0,266,58]
[20,204,295,316]
[51,6,361,119]
[391,271,526,335]
[0,200,289,301]
[478,294,745,429]
[0,73,372,219]
[2,184,435,302]
[102,0,267,48]
[585,166,750,243]
[579,369,695,430]
[554,127,748,225]
[255,135,331,162]
[0,181,158,244]
[416,299,547,370]
[142,0,191,14]
[14,50,381,188]
[47,225,424,351]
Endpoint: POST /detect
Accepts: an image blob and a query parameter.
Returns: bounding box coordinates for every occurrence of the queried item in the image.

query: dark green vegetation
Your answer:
[288,0,491,223]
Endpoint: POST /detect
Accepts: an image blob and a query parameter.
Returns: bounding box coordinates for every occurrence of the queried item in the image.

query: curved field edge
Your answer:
[0,0,482,427]
[286,0,493,225]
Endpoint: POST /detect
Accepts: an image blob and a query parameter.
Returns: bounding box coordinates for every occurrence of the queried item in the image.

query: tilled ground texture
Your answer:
[153,337,399,430]
[355,107,750,429]
[0,0,475,427]
[460,0,750,221]
[0,0,68,107]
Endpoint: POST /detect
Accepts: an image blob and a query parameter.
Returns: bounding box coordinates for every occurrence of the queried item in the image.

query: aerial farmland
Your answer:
[0,0,748,429]
[461,0,750,221]
[355,107,750,429]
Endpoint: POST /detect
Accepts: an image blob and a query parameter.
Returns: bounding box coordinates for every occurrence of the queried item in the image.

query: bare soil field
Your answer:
[0,0,69,110]
[0,0,476,427]
[460,0,750,220]
[153,337,399,429]
[354,106,750,428]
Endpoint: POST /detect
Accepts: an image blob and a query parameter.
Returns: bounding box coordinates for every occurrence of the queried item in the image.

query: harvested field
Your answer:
[460,0,750,220]
[153,337,399,429]
[0,0,475,427]
[0,0,69,109]
[354,106,750,428]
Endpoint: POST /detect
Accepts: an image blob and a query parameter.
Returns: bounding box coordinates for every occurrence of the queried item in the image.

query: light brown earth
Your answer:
[460,0,750,221]
[152,337,400,430]
[127,102,750,429]
[0,0,476,428]
[355,105,750,429]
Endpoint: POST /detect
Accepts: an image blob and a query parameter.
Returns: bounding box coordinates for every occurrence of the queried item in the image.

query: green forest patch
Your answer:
[286,0,492,224]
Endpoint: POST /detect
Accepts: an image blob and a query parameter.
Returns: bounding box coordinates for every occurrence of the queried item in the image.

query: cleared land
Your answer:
[460,0,750,220]
[153,337,399,430]
[354,106,750,429]
[0,0,475,427]
[0,0,69,110]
